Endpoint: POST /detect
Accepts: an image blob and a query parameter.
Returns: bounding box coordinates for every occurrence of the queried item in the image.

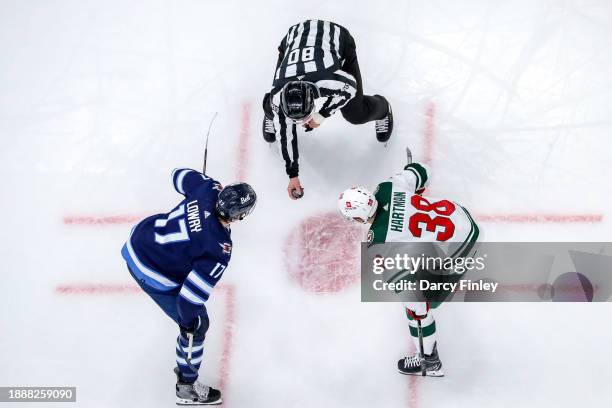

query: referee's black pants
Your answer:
[339,32,389,125]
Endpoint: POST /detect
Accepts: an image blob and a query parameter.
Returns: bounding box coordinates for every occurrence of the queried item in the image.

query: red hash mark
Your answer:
[55,283,141,294]
[217,284,235,398]
[475,214,603,223]
[235,103,252,182]
[423,101,436,166]
[63,215,146,225]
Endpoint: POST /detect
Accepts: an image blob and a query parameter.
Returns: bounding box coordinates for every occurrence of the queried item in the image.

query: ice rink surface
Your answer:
[1,0,612,406]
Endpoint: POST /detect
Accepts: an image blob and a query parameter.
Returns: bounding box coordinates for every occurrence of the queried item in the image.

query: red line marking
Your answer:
[212,101,250,404]
[423,101,435,166]
[474,214,603,223]
[63,215,146,225]
[235,102,251,181]
[405,334,418,408]
[55,283,234,295]
[61,212,604,232]
[62,213,604,225]
[217,284,235,400]
[405,101,436,408]
[407,371,419,408]
[55,283,141,294]
[405,100,438,408]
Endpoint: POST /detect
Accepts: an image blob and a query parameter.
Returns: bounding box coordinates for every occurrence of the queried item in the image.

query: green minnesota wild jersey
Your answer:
[367,163,479,259]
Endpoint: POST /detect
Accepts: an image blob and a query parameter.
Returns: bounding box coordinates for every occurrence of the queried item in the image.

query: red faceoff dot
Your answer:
[283,211,364,293]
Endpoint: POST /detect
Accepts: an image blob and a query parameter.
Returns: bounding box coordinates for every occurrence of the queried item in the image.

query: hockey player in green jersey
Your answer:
[337,156,479,377]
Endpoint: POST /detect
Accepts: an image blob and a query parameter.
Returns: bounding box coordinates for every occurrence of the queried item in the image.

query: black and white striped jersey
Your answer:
[273,20,349,86]
[268,20,359,178]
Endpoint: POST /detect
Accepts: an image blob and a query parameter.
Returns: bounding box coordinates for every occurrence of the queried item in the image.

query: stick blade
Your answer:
[406,147,413,165]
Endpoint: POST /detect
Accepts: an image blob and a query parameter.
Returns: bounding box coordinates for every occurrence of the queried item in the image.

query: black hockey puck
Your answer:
[291,189,304,199]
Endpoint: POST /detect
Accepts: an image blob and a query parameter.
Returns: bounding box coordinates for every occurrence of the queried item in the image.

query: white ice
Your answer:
[1,0,611,407]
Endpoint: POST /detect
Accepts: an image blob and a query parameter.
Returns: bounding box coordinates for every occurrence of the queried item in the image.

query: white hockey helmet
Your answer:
[337,186,378,223]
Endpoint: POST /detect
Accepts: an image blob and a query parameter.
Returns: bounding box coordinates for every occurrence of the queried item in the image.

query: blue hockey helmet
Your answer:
[216,182,257,222]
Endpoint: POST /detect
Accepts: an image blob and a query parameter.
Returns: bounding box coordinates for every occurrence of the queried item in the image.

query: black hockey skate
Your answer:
[174,368,222,405]
[397,343,444,377]
[375,98,393,143]
[262,116,276,143]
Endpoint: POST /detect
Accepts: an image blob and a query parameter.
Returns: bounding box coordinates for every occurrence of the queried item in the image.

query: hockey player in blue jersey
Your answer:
[121,168,256,405]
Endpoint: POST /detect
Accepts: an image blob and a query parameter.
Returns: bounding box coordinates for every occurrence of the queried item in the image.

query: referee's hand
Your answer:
[303,118,320,130]
[287,177,304,200]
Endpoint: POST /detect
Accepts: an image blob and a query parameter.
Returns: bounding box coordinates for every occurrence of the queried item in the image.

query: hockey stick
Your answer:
[185,333,197,372]
[417,319,426,376]
[176,333,199,374]
[202,112,219,174]
[408,146,425,376]
[406,146,427,196]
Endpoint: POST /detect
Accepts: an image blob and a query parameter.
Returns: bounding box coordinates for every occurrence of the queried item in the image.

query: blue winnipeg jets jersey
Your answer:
[121,168,232,327]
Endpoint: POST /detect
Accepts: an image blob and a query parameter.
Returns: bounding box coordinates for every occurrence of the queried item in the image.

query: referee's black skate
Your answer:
[375,99,393,143]
[174,368,222,405]
[397,343,444,377]
[262,116,276,143]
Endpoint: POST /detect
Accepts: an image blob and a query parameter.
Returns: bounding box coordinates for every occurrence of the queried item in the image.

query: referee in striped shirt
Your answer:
[262,19,394,199]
